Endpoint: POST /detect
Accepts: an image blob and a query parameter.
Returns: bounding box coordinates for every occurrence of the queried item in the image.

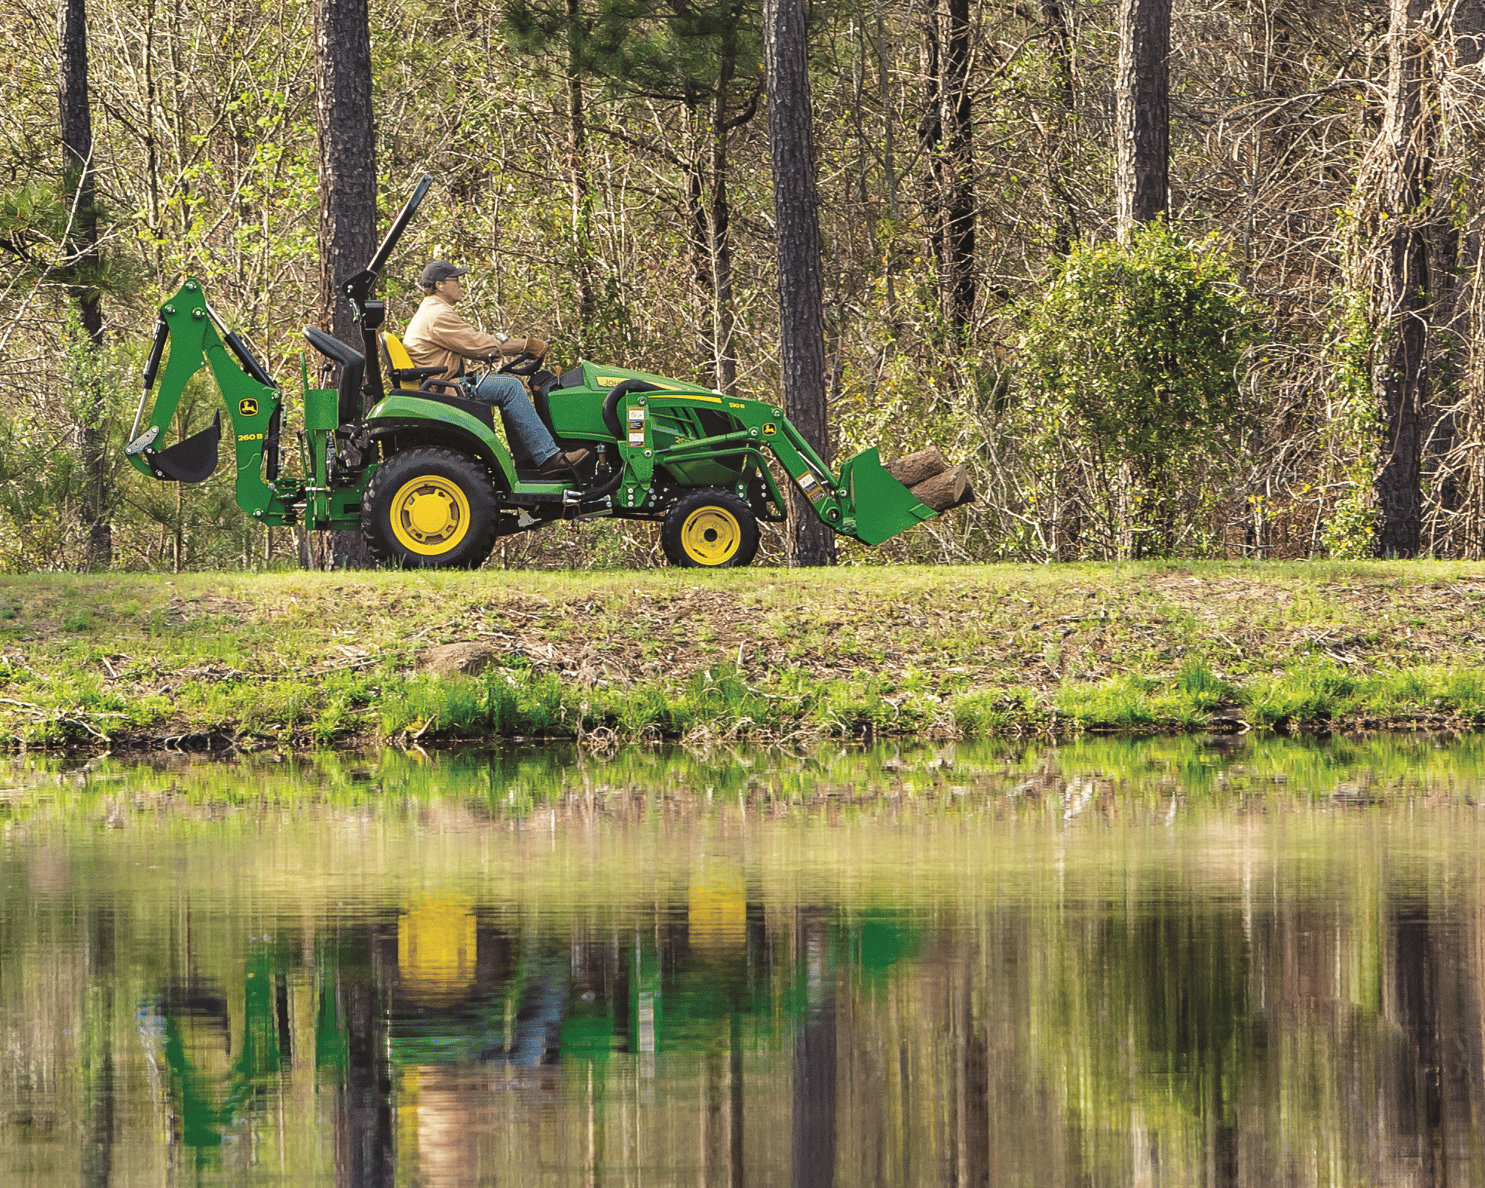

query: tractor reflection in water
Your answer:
[141,951,291,1156]
[138,872,922,1183]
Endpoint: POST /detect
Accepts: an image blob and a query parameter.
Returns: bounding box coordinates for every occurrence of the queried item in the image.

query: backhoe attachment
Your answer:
[124,280,366,530]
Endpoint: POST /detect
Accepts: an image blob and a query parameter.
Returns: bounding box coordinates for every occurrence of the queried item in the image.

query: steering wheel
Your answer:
[495,352,544,378]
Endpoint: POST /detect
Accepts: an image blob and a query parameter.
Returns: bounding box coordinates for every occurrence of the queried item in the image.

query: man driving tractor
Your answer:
[402,259,591,477]
[123,175,956,572]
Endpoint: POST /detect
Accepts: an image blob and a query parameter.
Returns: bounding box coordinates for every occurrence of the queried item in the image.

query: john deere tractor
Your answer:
[124,176,953,569]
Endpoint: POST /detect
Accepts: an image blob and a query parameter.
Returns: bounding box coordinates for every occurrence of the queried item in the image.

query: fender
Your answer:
[366,392,518,487]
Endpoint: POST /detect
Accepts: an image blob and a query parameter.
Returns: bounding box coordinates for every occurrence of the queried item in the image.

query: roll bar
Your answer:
[339,173,435,406]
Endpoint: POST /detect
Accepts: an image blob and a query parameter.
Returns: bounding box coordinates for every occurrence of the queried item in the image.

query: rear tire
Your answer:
[661,488,760,568]
[362,446,499,569]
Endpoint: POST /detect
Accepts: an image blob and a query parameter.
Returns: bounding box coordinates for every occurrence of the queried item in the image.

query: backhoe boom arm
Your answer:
[125,280,296,524]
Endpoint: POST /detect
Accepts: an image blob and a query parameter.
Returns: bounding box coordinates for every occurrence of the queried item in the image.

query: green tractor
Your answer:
[124,176,956,569]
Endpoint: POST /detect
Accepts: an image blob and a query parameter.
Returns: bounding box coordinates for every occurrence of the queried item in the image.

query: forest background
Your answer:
[3,0,1484,573]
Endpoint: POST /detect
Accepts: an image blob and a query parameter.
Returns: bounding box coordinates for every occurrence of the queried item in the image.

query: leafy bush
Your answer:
[1016,224,1259,559]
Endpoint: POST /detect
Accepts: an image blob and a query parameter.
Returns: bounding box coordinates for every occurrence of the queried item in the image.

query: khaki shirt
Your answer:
[402,293,531,382]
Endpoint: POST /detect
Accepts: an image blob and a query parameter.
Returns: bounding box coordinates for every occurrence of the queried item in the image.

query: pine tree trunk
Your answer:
[1355,0,1438,557]
[314,0,378,569]
[566,0,596,333]
[1041,0,1079,255]
[940,0,974,337]
[314,0,376,352]
[58,0,112,570]
[1114,0,1170,237]
[710,72,739,396]
[765,0,836,566]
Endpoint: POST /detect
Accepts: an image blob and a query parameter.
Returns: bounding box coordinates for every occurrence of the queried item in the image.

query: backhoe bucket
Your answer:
[147,411,221,483]
[837,447,937,545]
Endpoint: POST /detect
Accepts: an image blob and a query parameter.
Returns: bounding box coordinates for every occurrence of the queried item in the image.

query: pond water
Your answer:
[4,735,1485,1187]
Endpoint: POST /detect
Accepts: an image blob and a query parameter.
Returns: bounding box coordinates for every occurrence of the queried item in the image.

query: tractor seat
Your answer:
[380,332,457,394]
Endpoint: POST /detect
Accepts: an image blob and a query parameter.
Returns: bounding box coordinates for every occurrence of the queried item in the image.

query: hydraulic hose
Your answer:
[600,378,658,439]
[583,378,663,510]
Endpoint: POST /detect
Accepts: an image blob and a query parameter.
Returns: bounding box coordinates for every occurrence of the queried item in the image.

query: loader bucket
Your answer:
[837,447,937,545]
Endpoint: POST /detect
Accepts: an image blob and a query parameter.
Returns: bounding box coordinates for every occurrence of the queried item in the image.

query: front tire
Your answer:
[660,488,760,568]
[362,447,499,569]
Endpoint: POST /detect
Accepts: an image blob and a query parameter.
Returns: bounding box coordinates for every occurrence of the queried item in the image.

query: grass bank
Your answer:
[5,560,1485,750]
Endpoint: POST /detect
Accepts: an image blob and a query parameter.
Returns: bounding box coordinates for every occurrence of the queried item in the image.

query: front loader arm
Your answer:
[616,390,936,545]
[125,280,295,524]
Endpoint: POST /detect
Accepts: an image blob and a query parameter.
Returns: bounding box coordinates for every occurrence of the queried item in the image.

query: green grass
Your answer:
[5,560,1485,749]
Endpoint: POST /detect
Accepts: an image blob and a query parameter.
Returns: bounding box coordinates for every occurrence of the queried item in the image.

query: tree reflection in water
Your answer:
[4,737,1485,1185]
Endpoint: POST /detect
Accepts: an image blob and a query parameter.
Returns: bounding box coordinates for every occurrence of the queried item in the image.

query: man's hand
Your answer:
[517,336,549,359]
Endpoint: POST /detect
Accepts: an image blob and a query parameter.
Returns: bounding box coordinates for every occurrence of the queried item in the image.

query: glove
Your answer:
[517,336,549,358]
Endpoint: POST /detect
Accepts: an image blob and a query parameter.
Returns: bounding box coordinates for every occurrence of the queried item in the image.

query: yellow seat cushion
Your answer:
[381,332,425,392]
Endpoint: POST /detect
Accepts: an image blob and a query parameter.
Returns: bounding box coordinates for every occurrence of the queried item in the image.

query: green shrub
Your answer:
[1016,224,1259,560]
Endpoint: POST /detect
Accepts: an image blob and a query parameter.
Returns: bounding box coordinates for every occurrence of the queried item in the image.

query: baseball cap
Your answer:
[420,259,468,288]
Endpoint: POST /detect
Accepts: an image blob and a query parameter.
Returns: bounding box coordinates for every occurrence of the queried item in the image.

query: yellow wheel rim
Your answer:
[390,475,471,556]
[680,505,741,566]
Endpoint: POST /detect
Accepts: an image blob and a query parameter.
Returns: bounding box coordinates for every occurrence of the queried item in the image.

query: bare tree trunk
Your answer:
[875,0,898,221]
[566,0,596,333]
[918,0,974,336]
[766,0,837,567]
[711,58,739,396]
[684,37,754,398]
[709,49,739,397]
[1114,0,1170,236]
[940,0,974,337]
[58,0,112,570]
[1041,0,1079,255]
[1423,0,1485,554]
[686,134,713,337]
[919,5,944,293]
[1354,0,1439,557]
[314,0,377,569]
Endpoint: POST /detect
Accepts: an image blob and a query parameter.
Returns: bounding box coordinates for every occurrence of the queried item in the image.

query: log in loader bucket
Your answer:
[838,447,939,545]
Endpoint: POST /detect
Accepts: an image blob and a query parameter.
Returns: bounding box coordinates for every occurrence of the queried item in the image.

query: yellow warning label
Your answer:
[798,472,826,503]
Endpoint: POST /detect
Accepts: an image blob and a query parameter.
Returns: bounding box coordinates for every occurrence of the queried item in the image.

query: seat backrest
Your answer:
[380,332,422,391]
[302,326,366,426]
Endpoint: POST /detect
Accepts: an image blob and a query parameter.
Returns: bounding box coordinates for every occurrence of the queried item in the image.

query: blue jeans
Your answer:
[465,373,560,465]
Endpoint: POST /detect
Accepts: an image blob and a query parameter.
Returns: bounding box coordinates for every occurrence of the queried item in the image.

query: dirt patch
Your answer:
[420,642,505,677]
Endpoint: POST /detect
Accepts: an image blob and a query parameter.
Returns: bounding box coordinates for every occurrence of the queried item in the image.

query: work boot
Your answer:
[538,448,591,476]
